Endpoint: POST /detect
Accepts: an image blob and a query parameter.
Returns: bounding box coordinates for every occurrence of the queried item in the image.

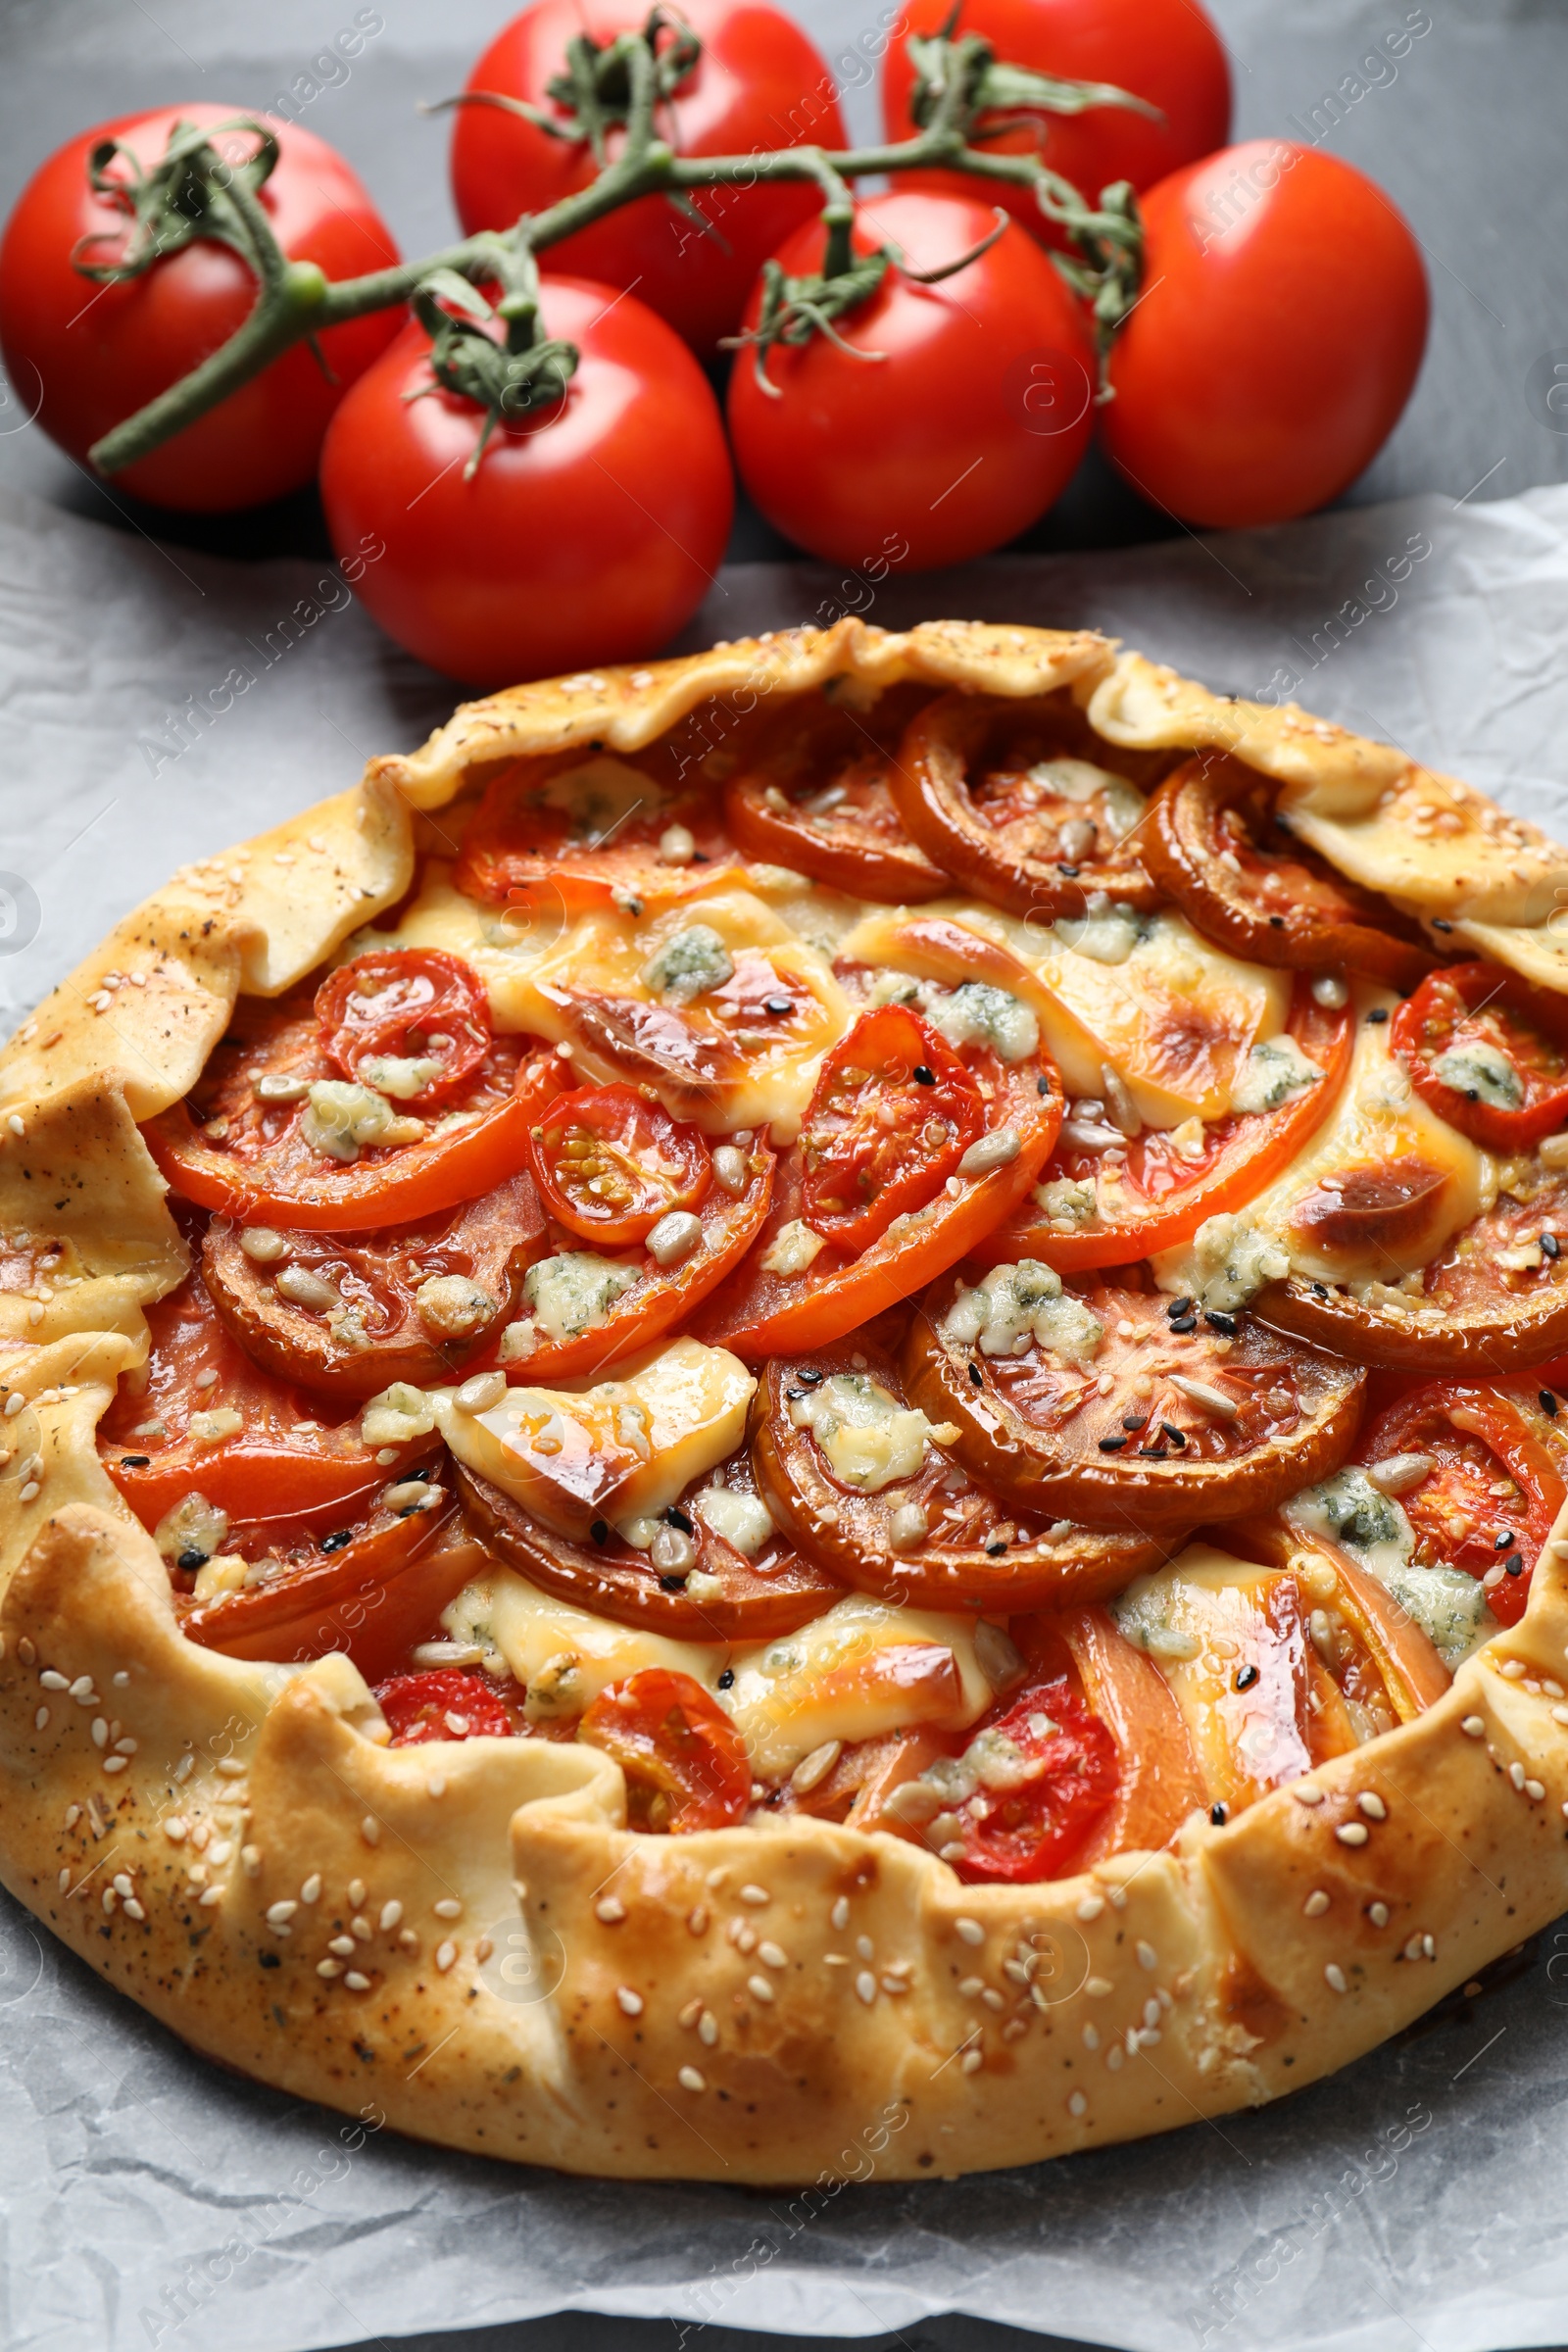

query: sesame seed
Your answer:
[596,1896,626,1924]
[748,1974,775,2003]
[830,1896,851,1931]
[1368,1902,1390,1927]
[1293,1785,1325,1806]
[1303,1890,1330,1917]
[379,1900,403,1932]
[686,1907,709,1936]
[1325,1964,1348,1993]
[122,1897,146,1923]
[426,1776,446,1799]
[955,1917,984,1945]
[38,1671,68,1691]
[1082,2024,1100,2050]
[855,1970,877,2005]
[856,1935,874,1961]
[616,1985,644,2016]
[343,1971,371,1991]
[432,1897,462,1919]
[90,1718,107,1749]
[1356,1793,1387,1821]
[758,1940,788,1969]
[1086,1976,1113,1997]
[1422,1934,1436,1958]
[350,1916,372,1941]
[1143,1998,1161,2031]
[56,1869,69,1894]
[475,1938,494,1963]
[981,1988,1004,2011]
[739,1883,770,1906]
[1335,1822,1369,1846]
[348,1880,366,1907]
[1461,1716,1485,1737]
[1500,1658,1528,1680]
[318,1959,344,1979]
[241,1845,261,1876]
[435,1941,458,1973]
[69,1676,93,1701]
[33,1707,47,1732]
[267,1900,298,1926]
[1527,1779,1546,1801]
[1509,1762,1527,1790]
[959,2048,983,2074]
[1135,1940,1157,1970]
[678,2066,707,2093]
[199,1886,221,1907]
[113,1873,133,1898]
[1075,1895,1104,1922]
[18,1482,38,1504]
[1106,2045,1124,2072]
[102,1755,127,1774]
[699,2010,717,2046]
[1067,2089,1089,2118]
[300,1875,321,1904]
[361,1817,380,1844]
[328,1936,356,1957]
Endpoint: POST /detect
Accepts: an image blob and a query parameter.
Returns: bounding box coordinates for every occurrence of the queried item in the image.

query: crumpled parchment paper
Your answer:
[6,481,1568,2352]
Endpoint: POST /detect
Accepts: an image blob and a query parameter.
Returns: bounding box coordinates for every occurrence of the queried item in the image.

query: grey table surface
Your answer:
[1,2,1566,2349]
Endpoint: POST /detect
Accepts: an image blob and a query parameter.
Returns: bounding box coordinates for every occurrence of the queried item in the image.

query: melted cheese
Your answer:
[462,1568,718,1716]
[433,1339,754,1538]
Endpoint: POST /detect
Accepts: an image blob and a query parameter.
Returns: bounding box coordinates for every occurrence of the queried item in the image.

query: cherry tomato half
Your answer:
[881,0,1232,253]
[727,192,1097,570]
[0,105,400,512]
[800,1006,983,1252]
[451,0,846,355]
[318,283,733,687]
[1100,141,1429,527]
[527,1082,712,1247]
[577,1667,752,1830]
[1391,963,1568,1152]
[376,1667,515,1745]
[950,1674,1119,1883]
[317,948,492,1111]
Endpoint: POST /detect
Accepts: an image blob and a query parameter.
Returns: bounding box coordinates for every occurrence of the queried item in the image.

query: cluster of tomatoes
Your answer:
[0,0,1428,689]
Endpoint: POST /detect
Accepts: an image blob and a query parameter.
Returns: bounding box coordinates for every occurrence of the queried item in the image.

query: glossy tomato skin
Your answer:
[1100,140,1429,526]
[451,0,846,354]
[318,280,733,685]
[0,105,401,512]
[881,0,1231,249]
[727,193,1096,569]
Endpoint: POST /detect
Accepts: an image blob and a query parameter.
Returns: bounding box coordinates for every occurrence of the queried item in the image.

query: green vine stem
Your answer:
[84,19,1150,480]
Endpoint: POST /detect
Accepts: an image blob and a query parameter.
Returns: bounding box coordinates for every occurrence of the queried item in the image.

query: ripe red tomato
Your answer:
[377,1669,515,1744]
[317,947,492,1111]
[800,1006,983,1251]
[881,0,1231,247]
[451,0,846,355]
[528,1084,712,1248]
[1099,140,1429,526]
[318,277,733,685]
[726,192,1096,569]
[0,105,400,513]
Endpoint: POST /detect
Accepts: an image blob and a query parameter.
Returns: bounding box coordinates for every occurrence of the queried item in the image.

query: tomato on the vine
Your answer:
[727,192,1097,569]
[881,0,1231,249]
[0,105,401,513]
[318,279,733,685]
[450,0,846,354]
[1099,140,1429,526]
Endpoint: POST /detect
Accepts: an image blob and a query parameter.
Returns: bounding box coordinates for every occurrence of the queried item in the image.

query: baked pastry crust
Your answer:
[3,616,1567,2182]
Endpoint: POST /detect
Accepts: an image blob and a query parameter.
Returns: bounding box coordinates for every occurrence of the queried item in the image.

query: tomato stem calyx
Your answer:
[408,266,579,476]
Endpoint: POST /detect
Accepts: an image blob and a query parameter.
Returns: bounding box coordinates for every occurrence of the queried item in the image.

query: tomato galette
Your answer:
[4,618,1568,2181]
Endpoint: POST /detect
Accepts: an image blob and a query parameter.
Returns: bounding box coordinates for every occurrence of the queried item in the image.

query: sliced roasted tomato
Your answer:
[499,1134,774,1379]
[1391,962,1568,1152]
[1143,753,1436,989]
[454,743,737,916]
[101,1261,432,1539]
[452,1442,841,1642]
[181,1507,478,1681]
[694,1043,1061,1359]
[201,1168,545,1398]
[577,1667,753,1832]
[375,1665,515,1744]
[800,1006,983,1251]
[317,947,491,1110]
[946,1672,1119,1884]
[1350,1381,1566,1629]
[1053,1606,1207,1861]
[982,977,1352,1273]
[889,690,1166,920]
[905,1268,1363,1533]
[750,1342,1167,1613]
[144,990,557,1233]
[1258,1154,1568,1373]
[722,683,950,904]
[1214,1518,1453,1726]
[527,1083,711,1247]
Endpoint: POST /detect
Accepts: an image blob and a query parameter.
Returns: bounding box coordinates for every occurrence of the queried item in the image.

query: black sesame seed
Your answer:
[1367,1007,1389,1024]
[259,1950,281,1969]
[1037,1074,1053,1096]
[1139,1445,1168,1459]
[1432,916,1453,932]
[1505,1552,1525,1577]
[1544,1233,1561,1259]
[1210,1802,1228,1826]
[663,1506,695,1534]
[692,851,710,863]
[1268,914,1286,929]
[1494,1530,1515,1549]
[717,1668,735,1690]
[913,1065,936,1086]
[764,997,794,1015]
[1169,1314,1198,1334]
[121,1454,151,1469]
[1204,1310,1237,1335]
[785,1387,805,1401]
[320,1529,353,1554]
[797,1366,823,1387]
[1098,1436,1128,1453]
[1161,1422,1188,1449]
[660,1573,688,1592]
[1311,1281,1329,1297]
[985,1539,1007,1557]
[1057,862,1080,878]
[1235,1663,1260,1690]
[1543,1390,1560,1418]
[590,1518,610,1545]
[1166,1296,1193,1319]
[176,1547,208,1571]
[1121,1410,1149,1432]
[968,1362,983,1386]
